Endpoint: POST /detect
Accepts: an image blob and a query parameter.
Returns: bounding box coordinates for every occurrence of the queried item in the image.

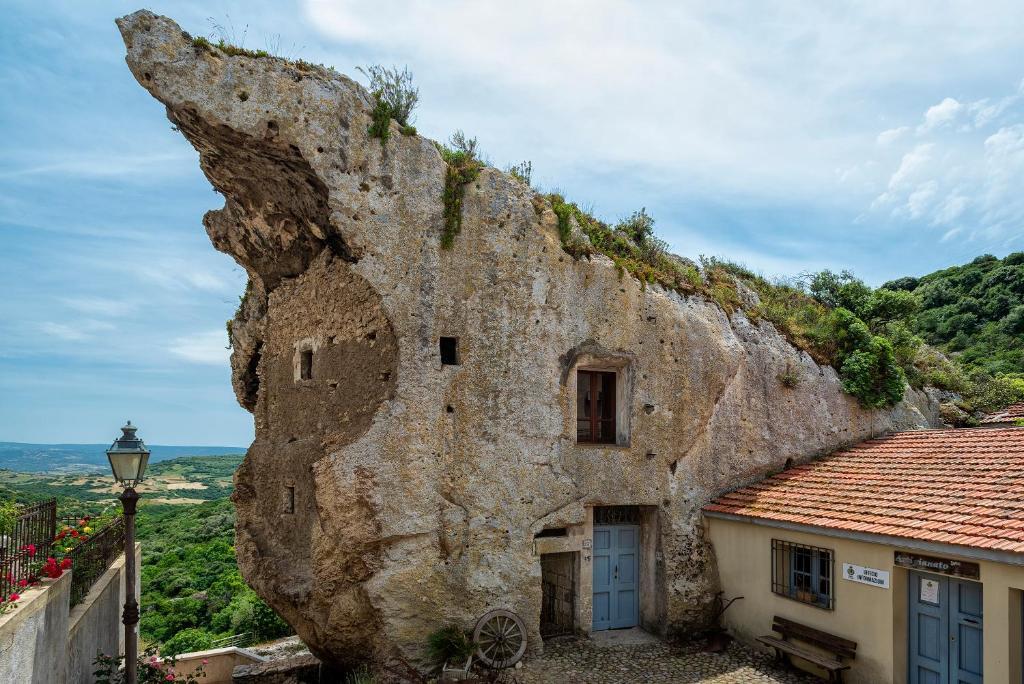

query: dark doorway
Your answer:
[540,552,577,638]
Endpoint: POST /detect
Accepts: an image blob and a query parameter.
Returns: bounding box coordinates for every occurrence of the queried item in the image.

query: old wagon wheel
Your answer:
[473,609,527,669]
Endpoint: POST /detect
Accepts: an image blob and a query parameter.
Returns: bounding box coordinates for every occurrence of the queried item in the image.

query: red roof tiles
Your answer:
[704,427,1024,554]
[981,402,1024,424]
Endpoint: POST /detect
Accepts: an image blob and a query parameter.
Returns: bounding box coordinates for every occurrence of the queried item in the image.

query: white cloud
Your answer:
[38,322,89,342]
[301,0,1024,208]
[168,330,231,365]
[37,319,115,342]
[877,127,910,145]
[918,97,962,133]
[868,81,1024,242]
[61,296,132,317]
[0,151,195,180]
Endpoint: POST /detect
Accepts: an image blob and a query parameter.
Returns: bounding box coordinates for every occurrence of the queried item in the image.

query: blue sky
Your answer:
[1,1,1023,445]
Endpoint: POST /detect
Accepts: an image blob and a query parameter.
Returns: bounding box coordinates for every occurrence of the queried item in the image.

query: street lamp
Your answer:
[106,420,149,684]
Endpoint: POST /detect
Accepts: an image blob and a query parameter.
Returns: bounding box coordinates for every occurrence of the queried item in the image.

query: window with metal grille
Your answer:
[576,370,616,444]
[771,539,834,610]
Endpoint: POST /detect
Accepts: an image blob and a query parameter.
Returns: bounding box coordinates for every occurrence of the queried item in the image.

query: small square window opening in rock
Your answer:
[300,350,313,380]
[440,337,459,365]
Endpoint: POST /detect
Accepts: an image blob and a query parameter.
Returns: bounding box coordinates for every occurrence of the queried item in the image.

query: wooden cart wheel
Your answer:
[473,609,527,669]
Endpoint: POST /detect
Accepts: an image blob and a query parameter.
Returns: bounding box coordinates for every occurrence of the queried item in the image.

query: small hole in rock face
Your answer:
[299,349,313,380]
[317,146,324,153]
[366,331,377,341]
[440,337,459,366]
[446,405,454,414]
[285,486,296,514]
[267,120,278,132]
[143,72,152,81]
[784,457,794,470]
[238,90,249,102]
[669,460,678,475]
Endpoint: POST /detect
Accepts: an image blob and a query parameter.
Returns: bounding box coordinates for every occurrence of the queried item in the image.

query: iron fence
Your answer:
[66,516,125,606]
[0,498,57,599]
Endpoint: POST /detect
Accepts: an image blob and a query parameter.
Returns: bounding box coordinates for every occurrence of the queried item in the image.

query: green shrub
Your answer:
[358,65,419,144]
[777,365,801,388]
[437,132,484,249]
[839,337,907,408]
[160,627,214,657]
[426,625,476,667]
[0,499,16,536]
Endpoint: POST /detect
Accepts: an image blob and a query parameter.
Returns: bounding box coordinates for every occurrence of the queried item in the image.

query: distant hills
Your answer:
[0,442,247,474]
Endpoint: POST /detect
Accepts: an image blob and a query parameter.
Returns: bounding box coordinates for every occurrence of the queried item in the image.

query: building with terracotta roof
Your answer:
[703,427,1024,684]
[980,401,1024,427]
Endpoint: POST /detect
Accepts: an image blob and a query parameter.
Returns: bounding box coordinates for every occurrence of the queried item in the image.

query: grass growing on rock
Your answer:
[191,36,271,58]
[438,132,484,249]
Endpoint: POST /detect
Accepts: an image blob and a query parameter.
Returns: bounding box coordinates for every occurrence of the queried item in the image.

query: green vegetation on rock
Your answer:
[438,131,484,249]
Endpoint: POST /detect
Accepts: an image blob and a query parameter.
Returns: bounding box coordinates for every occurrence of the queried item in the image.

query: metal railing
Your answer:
[0,498,57,599]
[210,632,253,649]
[65,516,126,606]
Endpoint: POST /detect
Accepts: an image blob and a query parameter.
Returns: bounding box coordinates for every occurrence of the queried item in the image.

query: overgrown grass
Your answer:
[191,35,271,58]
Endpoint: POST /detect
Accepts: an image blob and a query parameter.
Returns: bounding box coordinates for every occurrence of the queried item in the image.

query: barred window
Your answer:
[771,539,834,610]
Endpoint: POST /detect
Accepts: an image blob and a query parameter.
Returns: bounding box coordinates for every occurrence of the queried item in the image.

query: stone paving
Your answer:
[516,637,818,684]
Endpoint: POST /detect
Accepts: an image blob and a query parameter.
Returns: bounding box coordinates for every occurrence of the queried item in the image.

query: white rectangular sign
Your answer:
[842,563,890,589]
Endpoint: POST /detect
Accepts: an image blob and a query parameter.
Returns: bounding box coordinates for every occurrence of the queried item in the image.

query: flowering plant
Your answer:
[0,592,20,615]
[93,647,207,684]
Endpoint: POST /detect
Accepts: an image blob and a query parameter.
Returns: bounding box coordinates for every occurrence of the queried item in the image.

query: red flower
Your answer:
[9,593,19,602]
[60,558,72,570]
[71,530,79,538]
[17,579,27,588]
[55,531,67,541]
[22,544,36,558]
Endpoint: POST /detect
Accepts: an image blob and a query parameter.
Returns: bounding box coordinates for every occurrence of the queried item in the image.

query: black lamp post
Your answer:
[106,421,150,684]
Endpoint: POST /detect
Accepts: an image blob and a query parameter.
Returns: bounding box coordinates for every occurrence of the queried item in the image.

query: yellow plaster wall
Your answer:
[707,516,1024,684]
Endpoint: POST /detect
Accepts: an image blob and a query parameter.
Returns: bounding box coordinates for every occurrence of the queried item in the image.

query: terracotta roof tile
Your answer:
[704,427,1024,555]
[981,402,1024,424]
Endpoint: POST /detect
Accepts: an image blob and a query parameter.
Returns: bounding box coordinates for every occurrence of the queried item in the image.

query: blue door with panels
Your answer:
[592,525,639,630]
[908,572,983,684]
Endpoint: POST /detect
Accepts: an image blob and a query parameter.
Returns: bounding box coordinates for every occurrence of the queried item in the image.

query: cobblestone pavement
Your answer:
[516,637,818,684]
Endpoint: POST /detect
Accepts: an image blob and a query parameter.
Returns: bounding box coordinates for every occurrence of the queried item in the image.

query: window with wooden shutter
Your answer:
[576,370,616,444]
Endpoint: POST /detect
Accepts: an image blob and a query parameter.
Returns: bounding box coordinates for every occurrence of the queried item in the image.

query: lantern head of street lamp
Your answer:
[105,420,150,488]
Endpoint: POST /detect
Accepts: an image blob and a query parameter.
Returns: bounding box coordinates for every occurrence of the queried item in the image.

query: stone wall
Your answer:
[118,10,942,675]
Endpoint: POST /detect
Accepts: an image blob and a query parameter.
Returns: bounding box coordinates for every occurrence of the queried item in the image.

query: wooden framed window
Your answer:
[576,370,616,444]
[771,539,834,610]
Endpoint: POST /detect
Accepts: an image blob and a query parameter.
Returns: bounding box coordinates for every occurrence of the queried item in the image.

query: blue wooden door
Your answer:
[909,572,983,684]
[950,580,983,684]
[592,525,639,630]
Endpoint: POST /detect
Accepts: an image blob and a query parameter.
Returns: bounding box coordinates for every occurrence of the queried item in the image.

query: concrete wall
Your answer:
[0,573,71,684]
[0,544,139,684]
[66,545,140,683]
[707,516,1024,684]
[162,647,266,684]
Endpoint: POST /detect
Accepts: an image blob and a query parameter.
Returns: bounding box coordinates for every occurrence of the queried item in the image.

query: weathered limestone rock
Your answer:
[118,10,940,677]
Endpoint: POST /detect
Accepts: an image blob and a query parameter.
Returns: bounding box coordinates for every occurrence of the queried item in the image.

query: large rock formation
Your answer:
[118,10,939,676]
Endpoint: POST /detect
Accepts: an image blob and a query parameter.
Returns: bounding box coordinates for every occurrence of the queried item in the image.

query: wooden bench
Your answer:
[757,616,857,682]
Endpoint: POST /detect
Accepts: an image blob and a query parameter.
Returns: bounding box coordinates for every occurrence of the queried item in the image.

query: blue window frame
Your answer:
[771,539,834,610]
